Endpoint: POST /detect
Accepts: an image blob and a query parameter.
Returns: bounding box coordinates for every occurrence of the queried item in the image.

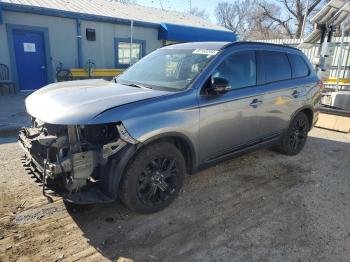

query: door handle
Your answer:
[292,90,301,98]
[250,98,263,108]
[41,65,46,69]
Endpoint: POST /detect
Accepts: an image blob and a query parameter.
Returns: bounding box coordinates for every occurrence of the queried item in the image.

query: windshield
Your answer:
[117,48,219,91]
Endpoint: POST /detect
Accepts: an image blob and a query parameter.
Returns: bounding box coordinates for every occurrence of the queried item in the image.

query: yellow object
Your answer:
[70,68,124,78]
[323,77,350,86]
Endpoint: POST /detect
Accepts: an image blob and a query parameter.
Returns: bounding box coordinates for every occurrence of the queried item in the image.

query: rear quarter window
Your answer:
[259,51,292,84]
[288,54,310,78]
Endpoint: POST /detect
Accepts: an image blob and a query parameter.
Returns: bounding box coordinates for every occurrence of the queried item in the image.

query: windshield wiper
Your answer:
[124,83,152,89]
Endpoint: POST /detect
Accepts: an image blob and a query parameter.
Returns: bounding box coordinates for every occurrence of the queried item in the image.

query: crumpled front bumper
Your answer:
[18,128,70,177]
[18,126,129,204]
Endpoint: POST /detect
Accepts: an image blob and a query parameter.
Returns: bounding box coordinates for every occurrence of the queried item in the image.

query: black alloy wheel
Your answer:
[119,142,186,213]
[137,157,179,206]
[289,116,308,151]
[276,112,310,156]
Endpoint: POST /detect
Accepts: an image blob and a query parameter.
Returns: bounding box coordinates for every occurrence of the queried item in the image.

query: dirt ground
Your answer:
[0,127,350,262]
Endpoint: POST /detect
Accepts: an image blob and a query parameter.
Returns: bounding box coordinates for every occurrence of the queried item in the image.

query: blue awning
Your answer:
[158,23,236,42]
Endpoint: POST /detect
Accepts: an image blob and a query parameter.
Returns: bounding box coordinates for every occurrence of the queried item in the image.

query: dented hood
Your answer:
[25,79,170,125]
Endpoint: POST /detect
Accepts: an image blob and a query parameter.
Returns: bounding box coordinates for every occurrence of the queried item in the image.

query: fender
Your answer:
[99,143,141,199]
[289,105,316,129]
[99,131,197,199]
[142,131,198,172]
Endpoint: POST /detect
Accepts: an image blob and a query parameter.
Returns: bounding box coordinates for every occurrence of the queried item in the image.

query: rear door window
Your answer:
[288,54,310,78]
[259,51,292,84]
[212,51,256,90]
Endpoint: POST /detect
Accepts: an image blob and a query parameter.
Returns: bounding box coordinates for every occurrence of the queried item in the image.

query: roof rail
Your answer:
[221,41,300,51]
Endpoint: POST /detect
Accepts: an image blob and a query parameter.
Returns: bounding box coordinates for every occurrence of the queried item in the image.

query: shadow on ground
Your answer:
[0,136,18,145]
[65,135,350,262]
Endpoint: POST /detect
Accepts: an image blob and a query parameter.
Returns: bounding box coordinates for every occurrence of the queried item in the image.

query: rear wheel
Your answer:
[276,112,310,156]
[119,142,186,214]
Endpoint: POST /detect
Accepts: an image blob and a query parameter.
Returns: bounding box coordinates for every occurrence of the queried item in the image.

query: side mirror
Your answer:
[211,77,231,94]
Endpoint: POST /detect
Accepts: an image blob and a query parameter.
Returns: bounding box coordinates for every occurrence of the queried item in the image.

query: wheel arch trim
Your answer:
[290,105,315,129]
[142,132,198,172]
[101,132,197,199]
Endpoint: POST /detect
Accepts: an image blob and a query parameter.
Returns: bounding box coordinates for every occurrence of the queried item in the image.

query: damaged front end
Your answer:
[18,118,139,203]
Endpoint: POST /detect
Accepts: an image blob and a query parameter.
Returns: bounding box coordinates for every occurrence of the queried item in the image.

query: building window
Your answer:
[115,38,146,68]
[86,28,96,41]
[118,42,142,64]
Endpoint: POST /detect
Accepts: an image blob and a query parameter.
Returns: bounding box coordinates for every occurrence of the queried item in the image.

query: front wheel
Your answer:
[119,142,186,214]
[276,112,310,156]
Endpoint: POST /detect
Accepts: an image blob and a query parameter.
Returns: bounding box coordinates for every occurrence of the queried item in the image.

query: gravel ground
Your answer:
[0,93,30,136]
[0,127,350,262]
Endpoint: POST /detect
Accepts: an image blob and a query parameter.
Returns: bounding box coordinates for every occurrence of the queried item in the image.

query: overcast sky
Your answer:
[137,0,222,22]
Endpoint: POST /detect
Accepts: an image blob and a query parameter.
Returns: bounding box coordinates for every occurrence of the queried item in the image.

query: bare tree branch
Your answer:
[258,2,294,38]
[190,7,210,20]
[257,0,327,38]
[282,0,297,18]
[215,0,328,40]
[215,0,255,39]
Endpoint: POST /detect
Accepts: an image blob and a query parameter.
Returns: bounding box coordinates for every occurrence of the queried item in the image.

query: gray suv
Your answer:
[19,42,321,213]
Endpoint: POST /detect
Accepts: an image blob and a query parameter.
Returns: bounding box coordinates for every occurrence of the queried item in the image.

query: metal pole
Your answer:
[341,18,350,79]
[88,59,91,78]
[336,24,345,91]
[316,24,327,74]
[342,30,350,79]
[76,19,83,68]
[130,20,133,66]
[327,3,349,26]
[300,0,310,40]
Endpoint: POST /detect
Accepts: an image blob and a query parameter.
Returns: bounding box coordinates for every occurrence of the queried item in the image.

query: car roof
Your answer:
[163,41,300,52]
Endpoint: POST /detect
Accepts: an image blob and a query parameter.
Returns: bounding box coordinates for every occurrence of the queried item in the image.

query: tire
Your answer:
[119,142,186,214]
[276,112,310,156]
[56,69,73,82]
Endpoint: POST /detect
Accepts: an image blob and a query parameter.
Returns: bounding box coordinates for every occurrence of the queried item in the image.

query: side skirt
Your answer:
[192,133,282,174]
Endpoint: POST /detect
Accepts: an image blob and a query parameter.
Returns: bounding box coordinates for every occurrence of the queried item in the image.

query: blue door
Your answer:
[13,30,48,90]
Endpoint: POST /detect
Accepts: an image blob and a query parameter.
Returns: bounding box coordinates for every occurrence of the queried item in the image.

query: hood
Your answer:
[25,79,170,125]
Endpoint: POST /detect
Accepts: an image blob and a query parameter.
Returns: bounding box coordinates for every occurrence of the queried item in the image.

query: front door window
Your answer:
[212,51,257,90]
